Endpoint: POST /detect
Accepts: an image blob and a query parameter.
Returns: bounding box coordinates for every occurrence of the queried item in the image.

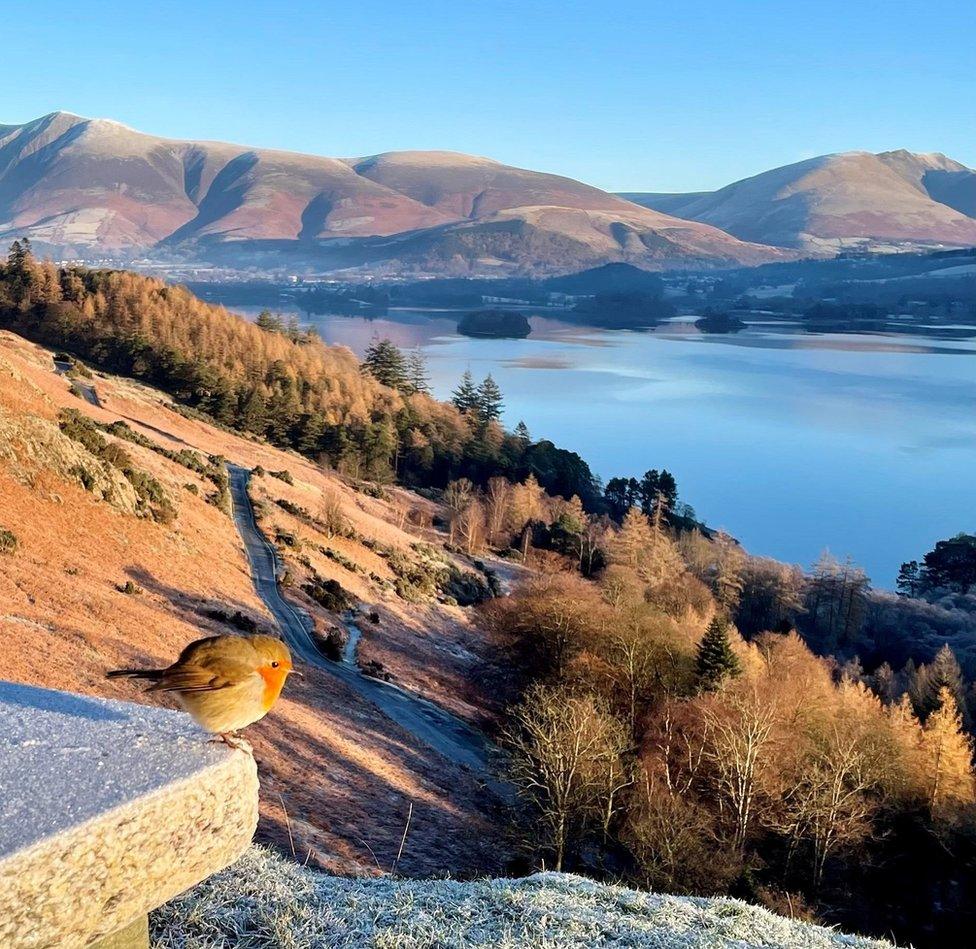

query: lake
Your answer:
[233,304,976,588]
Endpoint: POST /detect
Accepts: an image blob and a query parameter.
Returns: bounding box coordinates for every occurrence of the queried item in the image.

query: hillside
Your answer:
[0,328,513,876]
[151,845,891,948]
[0,111,784,274]
[622,150,976,253]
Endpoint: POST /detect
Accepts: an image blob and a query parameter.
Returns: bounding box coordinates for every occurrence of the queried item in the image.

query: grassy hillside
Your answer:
[0,329,510,876]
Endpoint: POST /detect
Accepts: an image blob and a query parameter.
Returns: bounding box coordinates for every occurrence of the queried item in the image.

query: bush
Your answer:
[269,469,294,485]
[205,608,258,633]
[0,528,17,554]
[275,529,299,549]
[303,576,354,612]
[118,580,142,595]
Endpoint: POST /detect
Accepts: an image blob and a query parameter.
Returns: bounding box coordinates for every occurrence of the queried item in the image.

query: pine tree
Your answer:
[406,348,430,395]
[896,560,922,597]
[476,374,504,425]
[921,687,975,813]
[362,337,409,391]
[255,310,284,333]
[451,369,478,414]
[914,644,968,723]
[695,616,742,691]
[514,420,531,445]
[237,387,268,434]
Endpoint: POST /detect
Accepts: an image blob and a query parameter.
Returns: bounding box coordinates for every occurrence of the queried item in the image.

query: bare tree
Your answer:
[484,476,513,547]
[702,686,779,852]
[505,683,630,871]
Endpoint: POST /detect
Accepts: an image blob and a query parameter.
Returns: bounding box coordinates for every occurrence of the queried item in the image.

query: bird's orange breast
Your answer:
[258,666,288,711]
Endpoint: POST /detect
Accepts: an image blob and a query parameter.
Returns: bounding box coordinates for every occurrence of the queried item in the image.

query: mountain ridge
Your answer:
[622,149,976,253]
[0,111,784,274]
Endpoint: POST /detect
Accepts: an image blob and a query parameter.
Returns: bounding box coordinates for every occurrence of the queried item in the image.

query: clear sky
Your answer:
[3,1,974,192]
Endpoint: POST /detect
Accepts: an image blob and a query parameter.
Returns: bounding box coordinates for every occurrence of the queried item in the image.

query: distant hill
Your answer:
[622,150,976,253]
[544,262,666,294]
[0,112,784,275]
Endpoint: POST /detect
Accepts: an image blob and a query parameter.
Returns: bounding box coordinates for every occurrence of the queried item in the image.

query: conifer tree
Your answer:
[921,687,975,813]
[362,337,408,391]
[914,644,968,723]
[514,420,531,445]
[406,348,430,394]
[696,616,742,691]
[255,310,284,333]
[451,369,478,414]
[476,374,504,425]
[896,560,922,597]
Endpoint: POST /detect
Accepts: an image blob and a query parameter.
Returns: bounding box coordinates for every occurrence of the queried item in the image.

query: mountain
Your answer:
[621,150,976,253]
[0,112,784,274]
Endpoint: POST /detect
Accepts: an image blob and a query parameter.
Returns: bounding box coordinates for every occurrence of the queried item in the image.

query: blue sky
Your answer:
[3,1,974,192]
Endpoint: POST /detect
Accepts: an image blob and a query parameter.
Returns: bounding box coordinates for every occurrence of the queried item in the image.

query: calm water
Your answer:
[235,304,976,587]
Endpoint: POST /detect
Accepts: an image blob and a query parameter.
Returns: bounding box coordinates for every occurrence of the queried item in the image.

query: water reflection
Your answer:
[232,304,976,588]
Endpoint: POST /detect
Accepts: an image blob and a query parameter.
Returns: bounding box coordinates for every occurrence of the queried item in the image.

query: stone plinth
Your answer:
[0,680,259,949]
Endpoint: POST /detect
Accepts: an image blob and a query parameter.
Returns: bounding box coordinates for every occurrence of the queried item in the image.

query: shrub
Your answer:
[0,529,17,554]
[204,608,258,633]
[303,576,354,612]
[118,580,142,595]
[275,529,299,549]
[269,469,294,485]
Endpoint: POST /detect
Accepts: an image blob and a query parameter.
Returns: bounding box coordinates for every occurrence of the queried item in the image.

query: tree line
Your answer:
[0,242,606,504]
[486,506,976,946]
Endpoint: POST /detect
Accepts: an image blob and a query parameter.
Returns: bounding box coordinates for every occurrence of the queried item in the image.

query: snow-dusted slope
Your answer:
[624,150,976,253]
[0,111,785,272]
[151,846,890,949]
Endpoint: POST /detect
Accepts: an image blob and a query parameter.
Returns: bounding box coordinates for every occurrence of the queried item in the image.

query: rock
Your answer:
[0,680,258,949]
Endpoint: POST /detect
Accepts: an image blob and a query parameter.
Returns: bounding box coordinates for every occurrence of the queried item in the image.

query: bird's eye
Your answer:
[271,661,280,668]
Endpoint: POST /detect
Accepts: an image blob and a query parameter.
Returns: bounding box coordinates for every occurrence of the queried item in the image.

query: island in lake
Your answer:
[457,309,531,339]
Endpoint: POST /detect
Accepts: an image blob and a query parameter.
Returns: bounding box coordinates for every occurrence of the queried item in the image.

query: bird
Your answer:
[107,634,300,746]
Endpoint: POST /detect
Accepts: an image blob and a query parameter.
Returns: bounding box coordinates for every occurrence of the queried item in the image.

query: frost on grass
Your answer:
[151,847,891,949]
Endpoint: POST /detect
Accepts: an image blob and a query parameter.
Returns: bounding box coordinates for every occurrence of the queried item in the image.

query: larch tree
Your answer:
[920,687,975,814]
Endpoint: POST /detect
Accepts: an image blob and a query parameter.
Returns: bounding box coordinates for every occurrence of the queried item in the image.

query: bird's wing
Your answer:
[147,659,255,693]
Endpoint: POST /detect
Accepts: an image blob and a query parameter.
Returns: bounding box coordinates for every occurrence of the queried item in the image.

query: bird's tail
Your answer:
[106,668,164,681]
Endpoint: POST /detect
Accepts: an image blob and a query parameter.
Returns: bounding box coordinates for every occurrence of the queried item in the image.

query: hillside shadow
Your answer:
[123,566,274,637]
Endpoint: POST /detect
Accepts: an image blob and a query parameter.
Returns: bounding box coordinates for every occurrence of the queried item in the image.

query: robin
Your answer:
[107,634,300,745]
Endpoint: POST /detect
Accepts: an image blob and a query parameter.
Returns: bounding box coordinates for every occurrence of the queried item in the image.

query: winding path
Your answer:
[227,464,493,773]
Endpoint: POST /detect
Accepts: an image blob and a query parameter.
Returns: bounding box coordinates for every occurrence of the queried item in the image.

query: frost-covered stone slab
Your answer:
[153,846,893,949]
[0,680,259,949]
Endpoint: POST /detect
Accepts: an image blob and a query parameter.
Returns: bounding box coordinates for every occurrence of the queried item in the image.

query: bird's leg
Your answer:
[209,731,252,753]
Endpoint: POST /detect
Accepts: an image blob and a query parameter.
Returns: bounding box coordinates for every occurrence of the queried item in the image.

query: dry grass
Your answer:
[0,331,507,876]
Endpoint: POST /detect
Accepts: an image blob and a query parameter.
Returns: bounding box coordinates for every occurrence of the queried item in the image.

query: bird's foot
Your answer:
[209,732,253,753]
